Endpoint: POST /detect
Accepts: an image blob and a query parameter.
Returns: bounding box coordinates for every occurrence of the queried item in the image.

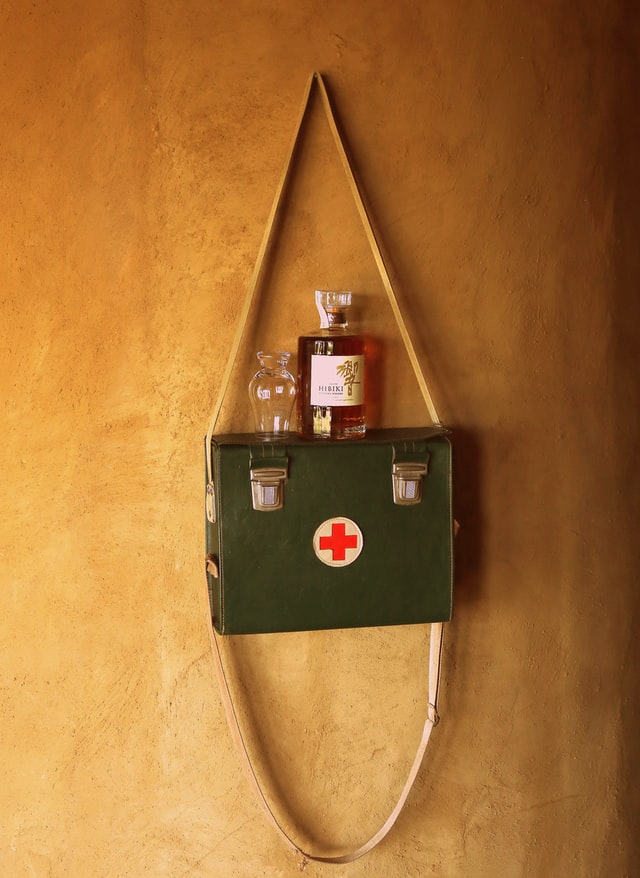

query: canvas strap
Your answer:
[204,72,446,863]
[205,71,441,488]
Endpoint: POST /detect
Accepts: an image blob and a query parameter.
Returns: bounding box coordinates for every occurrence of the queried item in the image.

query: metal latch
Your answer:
[250,464,288,512]
[392,461,428,506]
[205,482,216,523]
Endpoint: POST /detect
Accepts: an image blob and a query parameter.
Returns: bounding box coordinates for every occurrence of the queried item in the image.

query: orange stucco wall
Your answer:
[1,2,639,876]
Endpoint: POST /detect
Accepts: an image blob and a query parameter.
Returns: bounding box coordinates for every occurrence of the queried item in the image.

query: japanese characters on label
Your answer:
[310,354,364,406]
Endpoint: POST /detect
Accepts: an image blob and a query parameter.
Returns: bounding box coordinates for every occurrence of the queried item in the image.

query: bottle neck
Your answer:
[325,308,349,329]
[257,352,290,372]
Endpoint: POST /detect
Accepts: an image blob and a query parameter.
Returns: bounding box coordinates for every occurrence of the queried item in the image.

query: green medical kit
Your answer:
[205,427,452,635]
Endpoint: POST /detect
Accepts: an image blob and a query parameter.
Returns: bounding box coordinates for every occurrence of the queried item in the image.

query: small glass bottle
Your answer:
[248,351,296,438]
[296,291,366,440]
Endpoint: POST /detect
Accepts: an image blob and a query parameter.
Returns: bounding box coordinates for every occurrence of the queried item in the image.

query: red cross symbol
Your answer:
[319,521,359,561]
[313,517,363,568]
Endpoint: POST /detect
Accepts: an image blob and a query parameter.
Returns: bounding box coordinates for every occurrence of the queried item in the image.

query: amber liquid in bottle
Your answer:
[297,291,366,440]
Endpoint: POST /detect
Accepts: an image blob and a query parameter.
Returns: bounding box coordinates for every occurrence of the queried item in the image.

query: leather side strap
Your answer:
[311,73,441,427]
[206,72,316,480]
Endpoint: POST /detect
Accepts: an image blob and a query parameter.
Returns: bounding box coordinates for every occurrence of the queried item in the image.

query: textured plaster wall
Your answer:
[1,2,639,876]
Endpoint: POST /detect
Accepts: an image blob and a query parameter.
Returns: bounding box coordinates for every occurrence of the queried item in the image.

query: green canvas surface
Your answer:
[205,428,453,634]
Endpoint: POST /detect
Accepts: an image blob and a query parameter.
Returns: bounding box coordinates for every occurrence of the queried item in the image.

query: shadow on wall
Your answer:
[612,1,640,868]
[450,425,484,610]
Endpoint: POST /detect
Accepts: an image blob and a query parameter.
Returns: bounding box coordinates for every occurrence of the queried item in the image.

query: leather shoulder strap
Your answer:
[204,73,446,863]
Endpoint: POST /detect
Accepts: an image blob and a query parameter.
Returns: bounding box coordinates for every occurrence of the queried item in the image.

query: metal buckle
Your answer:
[392,461,428,506]
[250,465,287,512]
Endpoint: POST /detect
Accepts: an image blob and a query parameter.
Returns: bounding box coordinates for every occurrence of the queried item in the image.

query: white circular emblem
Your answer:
[313,516,363,568]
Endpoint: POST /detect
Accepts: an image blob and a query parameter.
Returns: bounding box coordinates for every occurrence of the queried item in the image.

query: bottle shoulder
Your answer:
[298,327,362,340]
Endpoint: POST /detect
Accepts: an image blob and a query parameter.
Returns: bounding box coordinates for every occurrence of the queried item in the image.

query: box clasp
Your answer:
[250,464,288,511]
[392,461,428,505]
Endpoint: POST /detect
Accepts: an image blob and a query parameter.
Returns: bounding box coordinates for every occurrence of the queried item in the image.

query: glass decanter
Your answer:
[248,351,297,438]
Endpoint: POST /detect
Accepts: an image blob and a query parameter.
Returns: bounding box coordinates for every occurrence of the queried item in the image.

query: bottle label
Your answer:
[310,354,364,406]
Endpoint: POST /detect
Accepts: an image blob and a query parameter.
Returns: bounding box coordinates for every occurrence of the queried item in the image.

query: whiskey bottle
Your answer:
[296,290,366,440]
